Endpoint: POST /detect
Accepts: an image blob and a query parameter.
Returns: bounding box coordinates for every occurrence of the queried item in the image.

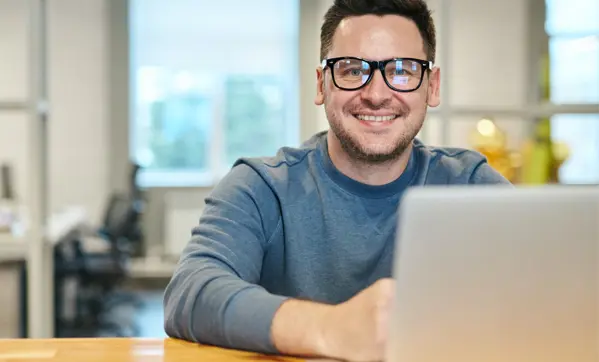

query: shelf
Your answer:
[0,234,27,262]
[0,101,28,112]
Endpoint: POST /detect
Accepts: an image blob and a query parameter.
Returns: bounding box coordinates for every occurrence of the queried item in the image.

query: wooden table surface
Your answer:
[0,338,307,362]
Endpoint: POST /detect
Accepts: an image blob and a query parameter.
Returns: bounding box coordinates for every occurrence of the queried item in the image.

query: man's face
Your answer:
[315,15,441,163]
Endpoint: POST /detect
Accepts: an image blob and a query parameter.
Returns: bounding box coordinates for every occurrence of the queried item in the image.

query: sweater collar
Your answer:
[317,133,417,199]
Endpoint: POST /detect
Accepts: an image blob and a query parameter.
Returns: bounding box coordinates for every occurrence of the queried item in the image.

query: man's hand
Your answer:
[271,278,395,362]
[320,278,395,362]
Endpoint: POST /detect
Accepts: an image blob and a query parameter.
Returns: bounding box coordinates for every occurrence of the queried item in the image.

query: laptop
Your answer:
[387,185,599,362]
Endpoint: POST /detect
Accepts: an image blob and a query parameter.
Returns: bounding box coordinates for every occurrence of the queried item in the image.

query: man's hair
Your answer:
[320,0,436,62]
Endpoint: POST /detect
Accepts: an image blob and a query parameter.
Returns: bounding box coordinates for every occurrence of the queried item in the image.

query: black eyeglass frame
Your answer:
[320,56,434,92]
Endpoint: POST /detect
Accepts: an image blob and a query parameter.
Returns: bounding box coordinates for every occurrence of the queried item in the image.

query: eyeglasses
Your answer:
[321,56,433,92]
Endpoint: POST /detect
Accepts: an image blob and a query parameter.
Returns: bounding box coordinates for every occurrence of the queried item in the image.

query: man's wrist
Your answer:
[313,302,339,358]
[271,299,338,358]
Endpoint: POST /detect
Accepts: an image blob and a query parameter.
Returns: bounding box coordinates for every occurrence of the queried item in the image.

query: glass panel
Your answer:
[223,75,289,166]
[549,36,599,104]
[546,0,599,36]
[130,0,300,185]
[0,0,29,101]
[551,114,599,184]
[132,68,214,171]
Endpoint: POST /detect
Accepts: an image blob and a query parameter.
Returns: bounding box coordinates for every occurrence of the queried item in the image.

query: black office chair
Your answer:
[83,192,144,335]
[54,236,122,337]
[128,163,146,258]
[54,191,145,337]
[54,163,146,337]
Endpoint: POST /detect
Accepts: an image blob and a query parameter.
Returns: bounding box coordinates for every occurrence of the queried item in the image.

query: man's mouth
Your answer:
[354,114,399,126]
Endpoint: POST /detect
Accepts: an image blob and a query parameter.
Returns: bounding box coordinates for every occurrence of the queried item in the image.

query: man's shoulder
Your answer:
[231,131,325,184]
[413,139,511,185]
[415,140,487,170]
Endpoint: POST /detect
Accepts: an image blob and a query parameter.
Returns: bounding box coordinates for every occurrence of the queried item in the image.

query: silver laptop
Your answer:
[387,185,599,362]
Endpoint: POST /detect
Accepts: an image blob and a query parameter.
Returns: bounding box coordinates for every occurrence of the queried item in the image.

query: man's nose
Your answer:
[361,70,392,107]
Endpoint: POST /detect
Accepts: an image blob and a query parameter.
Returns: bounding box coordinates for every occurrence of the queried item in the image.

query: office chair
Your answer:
[83,192,144,335]
[53,162,146,337]
[54,191,144,337]
[126,163,146,258]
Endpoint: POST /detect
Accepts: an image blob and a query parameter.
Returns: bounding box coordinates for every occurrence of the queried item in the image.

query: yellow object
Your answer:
[520,119,553,184]
[469,118,519,183]
[519,119,570,184]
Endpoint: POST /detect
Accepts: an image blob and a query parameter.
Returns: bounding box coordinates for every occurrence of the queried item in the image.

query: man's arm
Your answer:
[163,163,394,361]
[163,163,289,353]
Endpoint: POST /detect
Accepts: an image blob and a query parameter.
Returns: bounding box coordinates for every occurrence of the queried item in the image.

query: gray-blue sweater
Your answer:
[163,131,510,353]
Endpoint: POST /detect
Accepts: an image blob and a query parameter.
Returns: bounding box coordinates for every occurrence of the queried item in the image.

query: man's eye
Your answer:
[346,68,363,76]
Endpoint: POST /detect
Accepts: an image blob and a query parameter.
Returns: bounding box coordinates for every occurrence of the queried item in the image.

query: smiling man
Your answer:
[163,1,510,361]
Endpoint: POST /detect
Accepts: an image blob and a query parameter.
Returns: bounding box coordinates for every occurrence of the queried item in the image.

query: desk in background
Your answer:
[0,207,88,338]
[129,256,177,279]
[0,206,88,259]
[0,338,308,362]
[0,233,27,261]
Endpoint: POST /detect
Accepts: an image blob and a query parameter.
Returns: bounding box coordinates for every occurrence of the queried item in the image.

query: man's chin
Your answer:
[329,124,414,164]
[344,144,409,164]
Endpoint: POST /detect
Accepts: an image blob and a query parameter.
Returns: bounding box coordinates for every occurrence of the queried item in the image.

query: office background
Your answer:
[0,0,598,340]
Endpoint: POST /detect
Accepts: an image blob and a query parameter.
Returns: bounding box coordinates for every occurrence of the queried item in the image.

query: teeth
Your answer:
[356,114,397,122]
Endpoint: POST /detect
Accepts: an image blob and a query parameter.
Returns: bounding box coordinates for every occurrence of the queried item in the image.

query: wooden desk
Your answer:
[0,338,305,362]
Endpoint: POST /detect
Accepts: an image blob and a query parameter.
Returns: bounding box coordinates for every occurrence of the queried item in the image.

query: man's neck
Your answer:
[326,132,412,186]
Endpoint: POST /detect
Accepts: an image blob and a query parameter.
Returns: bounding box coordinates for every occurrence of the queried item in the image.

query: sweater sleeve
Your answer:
[469,160,513,185]
[163,163,289,353]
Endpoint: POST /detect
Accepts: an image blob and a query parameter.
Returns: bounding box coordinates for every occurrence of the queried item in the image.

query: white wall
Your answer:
[47,0,109,223]
[0,0,109,224]
[0,0,31,208]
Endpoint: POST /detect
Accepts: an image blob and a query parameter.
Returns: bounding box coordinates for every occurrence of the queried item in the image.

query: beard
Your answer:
[325,99,426,165]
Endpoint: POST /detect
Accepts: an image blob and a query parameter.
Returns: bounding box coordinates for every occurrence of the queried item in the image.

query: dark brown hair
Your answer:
[320,0,436,62]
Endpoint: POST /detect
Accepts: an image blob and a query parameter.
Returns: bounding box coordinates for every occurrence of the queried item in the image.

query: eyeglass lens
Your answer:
[332,58,423,91]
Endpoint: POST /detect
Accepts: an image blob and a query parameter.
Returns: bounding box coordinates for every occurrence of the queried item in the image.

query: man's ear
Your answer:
[315,67,325,105]
[426,67,441,108]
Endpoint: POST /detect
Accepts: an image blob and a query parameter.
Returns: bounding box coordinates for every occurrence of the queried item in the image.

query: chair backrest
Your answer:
[101,193,139,242]
[129,163,142,201]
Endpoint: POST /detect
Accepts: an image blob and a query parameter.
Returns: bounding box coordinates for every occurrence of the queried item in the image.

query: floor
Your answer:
[0,260,168,339]
[88,288,167,338]
[134,290,167,338]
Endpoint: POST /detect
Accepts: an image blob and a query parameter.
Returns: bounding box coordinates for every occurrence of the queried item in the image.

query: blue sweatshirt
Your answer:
[163,131,510,353]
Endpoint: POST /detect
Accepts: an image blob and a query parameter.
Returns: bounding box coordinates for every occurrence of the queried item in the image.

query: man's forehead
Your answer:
[330,15,426,59]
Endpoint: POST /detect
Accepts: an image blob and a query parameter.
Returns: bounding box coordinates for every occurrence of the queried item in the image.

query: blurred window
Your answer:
[129,0,300,187]
[547,0,599,183]
[551,114,599,184]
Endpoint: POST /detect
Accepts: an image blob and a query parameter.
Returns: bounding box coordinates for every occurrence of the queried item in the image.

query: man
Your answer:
[164,0,510,361]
